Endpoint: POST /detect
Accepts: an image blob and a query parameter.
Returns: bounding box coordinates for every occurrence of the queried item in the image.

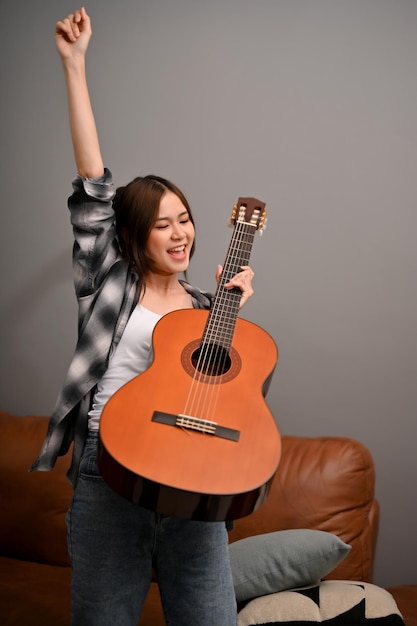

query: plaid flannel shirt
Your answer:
[31,169,212,486]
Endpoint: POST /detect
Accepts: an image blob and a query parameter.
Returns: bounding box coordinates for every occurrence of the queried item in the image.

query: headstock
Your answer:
[230,197,267,233]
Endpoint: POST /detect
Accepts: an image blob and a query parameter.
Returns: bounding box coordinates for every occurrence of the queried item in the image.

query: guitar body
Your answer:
[98,308,280,521]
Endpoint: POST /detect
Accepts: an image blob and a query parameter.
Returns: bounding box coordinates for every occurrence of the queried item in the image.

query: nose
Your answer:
[172,222,186,239]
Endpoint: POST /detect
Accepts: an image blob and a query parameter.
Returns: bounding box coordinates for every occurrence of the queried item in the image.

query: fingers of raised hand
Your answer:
[55,9,85,42]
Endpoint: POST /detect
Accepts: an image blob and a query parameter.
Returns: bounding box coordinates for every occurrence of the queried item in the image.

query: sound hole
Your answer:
[191,343,231,376]
[181,339,241,384]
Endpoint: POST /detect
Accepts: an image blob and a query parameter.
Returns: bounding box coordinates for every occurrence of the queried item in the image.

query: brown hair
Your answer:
[113,175,196,278]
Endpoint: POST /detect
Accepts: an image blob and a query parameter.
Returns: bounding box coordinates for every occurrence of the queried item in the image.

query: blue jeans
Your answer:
[66,433,237,625]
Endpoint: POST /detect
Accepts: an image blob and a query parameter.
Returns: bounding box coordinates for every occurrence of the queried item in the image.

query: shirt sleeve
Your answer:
[68,168,121,299]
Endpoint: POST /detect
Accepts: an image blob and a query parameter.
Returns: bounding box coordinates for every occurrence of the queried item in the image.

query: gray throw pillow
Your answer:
[229,529,351,603]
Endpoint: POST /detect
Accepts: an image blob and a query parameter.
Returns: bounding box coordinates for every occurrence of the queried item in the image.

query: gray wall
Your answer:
[1,0,416,587]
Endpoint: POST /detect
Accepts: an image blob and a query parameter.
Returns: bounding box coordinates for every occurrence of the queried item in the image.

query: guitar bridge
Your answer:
[152,411,240,442]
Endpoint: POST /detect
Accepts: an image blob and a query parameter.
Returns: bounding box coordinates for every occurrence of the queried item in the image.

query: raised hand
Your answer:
[55,6,92,61]
[54,7,103,177]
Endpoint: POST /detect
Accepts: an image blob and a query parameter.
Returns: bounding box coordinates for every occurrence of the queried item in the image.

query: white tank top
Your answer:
[88,305,161,431]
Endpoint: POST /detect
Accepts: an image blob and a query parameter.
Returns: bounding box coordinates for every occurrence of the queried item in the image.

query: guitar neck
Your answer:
[203,219,257,352]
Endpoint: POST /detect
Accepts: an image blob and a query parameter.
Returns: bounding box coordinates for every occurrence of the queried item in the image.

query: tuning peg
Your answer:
[259,217,267,236]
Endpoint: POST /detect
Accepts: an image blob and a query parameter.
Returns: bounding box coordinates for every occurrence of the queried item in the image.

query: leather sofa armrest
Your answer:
[229,435,378,582]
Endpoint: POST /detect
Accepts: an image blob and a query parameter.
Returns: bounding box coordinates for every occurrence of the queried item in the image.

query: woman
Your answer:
[31,7,255,626]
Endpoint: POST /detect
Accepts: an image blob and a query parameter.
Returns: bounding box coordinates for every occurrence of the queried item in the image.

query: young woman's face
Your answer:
[146,190,195,276]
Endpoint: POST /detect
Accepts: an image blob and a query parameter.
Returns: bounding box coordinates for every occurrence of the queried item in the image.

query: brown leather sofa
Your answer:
[1,410,415,625]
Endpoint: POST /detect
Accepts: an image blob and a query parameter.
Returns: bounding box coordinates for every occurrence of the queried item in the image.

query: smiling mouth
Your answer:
[168,245,186,255]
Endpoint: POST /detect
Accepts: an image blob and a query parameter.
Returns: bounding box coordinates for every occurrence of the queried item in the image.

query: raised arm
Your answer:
[55,7,104,178]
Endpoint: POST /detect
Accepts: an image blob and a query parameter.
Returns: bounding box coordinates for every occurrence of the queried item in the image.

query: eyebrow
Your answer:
[155,210,189,222]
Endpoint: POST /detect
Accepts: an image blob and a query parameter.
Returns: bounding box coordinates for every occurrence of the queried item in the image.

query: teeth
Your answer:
[169,245,185,253]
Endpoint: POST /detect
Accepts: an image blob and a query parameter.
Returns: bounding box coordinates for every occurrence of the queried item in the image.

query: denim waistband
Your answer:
[86,430,99,445]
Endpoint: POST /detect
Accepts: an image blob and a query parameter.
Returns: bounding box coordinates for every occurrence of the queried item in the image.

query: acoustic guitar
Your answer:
[98,197,281,521]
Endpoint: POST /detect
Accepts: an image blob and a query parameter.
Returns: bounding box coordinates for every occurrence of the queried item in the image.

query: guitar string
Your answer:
[204,219,250,408]
[188,227,240,420]
[207,221,253,422]
[191,220,253,423]
[181,222,242,421]
[182,220,255,427]
[200,221,250,422]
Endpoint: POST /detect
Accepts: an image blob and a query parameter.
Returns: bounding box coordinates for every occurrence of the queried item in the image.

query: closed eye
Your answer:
[154,211,190,229]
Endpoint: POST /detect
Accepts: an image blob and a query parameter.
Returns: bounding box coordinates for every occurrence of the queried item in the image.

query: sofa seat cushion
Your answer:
[387,586,417,626]
[0,412,72,566]
[237,580,405,626]
[0,557,71,626]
